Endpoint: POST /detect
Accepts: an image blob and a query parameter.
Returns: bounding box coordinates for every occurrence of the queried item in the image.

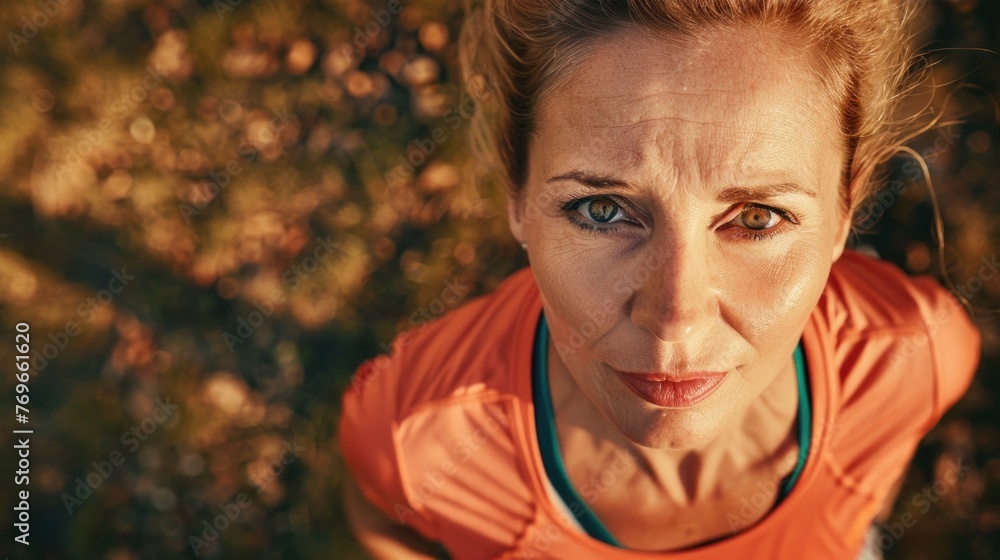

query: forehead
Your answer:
[531,26,844,187]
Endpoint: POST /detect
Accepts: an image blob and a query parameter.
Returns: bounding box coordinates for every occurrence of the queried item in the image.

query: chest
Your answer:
[558,441,799,551]
[591,466,786,550]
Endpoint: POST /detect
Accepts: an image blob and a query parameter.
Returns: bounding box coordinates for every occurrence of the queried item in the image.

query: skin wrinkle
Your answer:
[509,25,853,551]
[599,116,728,130]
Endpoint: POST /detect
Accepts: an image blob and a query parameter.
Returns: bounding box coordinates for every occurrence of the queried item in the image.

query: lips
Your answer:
[613,369,727,408]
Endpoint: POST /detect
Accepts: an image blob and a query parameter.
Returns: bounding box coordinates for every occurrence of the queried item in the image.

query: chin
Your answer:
[608,400,727,451]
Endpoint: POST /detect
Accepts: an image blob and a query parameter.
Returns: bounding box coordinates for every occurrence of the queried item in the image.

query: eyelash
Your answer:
[558,195,798,241]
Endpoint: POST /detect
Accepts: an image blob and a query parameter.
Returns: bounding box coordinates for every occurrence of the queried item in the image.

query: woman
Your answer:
[339,1,982,558]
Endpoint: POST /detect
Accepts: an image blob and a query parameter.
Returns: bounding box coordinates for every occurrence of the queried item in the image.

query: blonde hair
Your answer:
[459,0,926,220]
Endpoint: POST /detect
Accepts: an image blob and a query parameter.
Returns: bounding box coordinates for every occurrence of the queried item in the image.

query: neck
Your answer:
[547,340,801,503]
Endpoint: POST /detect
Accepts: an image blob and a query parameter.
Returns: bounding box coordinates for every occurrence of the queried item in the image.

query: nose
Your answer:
[626,234,718,343]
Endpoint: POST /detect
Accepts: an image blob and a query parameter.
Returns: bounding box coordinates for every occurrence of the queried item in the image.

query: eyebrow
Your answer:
[546,171,631,189]
[546,171,817,200]
[716,183,817,201]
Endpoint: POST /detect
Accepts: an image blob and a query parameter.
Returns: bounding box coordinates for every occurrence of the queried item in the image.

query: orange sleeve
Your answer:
[337,335,440,541]
[824,259,983,544]
[911,276,982,429]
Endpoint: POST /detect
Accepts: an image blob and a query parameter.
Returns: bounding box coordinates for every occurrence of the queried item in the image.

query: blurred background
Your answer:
[0,0,996,559]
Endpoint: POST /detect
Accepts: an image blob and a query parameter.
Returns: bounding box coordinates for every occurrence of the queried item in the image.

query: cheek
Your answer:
[531,238,627,343]
[718,235,832,348]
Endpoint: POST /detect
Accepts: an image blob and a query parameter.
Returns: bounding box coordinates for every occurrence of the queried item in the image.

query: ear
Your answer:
[506,187,526,245]
[831,211,853,263]
[832,170,869,262]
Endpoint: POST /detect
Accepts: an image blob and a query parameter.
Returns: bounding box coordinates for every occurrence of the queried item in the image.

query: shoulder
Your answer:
[814,250,981,492]
[336,268,539,531]
[823,249,963,331]
[347,267,537,408]
[364,267,538,411]
[820,249,980,420]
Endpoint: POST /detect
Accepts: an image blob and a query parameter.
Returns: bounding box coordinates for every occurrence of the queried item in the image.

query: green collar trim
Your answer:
[780,340,811,498]
[532,312,622,545]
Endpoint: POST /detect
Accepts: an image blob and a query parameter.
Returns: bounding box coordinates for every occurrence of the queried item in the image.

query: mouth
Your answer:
[612,369,728,408]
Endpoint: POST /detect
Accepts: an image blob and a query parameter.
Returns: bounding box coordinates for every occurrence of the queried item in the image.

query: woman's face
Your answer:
[510,27,853,450]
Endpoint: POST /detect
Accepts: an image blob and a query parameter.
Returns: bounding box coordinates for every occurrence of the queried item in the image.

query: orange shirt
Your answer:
[338,250,981,559]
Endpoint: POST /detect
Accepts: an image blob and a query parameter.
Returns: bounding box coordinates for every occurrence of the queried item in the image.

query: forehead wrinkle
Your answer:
[546,111,814,194]
[531,27,846,206]
[550,29,833,121]
[599,114,739,131]
[552,70,787,142]
[548,119,763,195]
